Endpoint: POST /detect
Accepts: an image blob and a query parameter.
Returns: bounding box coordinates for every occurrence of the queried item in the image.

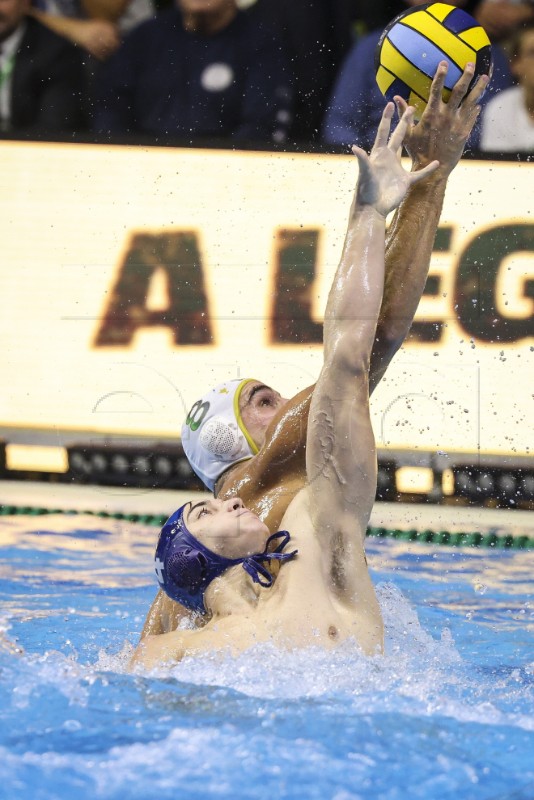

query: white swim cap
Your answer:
[181,379,259,491]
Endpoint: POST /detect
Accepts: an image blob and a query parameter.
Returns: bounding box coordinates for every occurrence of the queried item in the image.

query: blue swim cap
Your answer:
[154,504,297,614]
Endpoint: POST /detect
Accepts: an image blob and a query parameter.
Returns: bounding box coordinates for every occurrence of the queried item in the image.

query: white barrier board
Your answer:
[1,141,532,456]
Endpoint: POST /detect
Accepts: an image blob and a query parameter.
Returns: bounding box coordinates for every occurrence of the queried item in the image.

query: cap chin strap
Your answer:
[241,531,297,587]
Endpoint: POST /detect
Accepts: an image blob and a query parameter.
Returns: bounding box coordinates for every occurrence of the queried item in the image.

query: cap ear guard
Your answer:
[199,416,242,459]
[167,547,208,594]
[155,505,235,613]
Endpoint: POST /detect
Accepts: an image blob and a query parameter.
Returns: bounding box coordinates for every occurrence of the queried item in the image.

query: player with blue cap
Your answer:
[155,501,297,614]
[140,62,491,644]
[132,102,444,669]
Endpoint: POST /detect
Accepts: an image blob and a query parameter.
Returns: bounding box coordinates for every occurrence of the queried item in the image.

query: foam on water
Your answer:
[1,516,534,800]
[102,582,532,734]
[4,580,532,733]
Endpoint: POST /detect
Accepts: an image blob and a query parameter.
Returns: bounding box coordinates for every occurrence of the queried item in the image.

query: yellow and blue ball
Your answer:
[375,2,493,117]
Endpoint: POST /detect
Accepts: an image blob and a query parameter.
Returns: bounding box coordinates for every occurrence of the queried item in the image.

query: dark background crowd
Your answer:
[0,0,532,155]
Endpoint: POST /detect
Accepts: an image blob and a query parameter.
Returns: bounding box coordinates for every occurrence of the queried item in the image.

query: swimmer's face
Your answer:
[185,496,269,560]
[239,381,289,449]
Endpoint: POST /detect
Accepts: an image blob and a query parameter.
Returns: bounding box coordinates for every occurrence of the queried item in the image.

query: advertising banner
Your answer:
[1,141,532,457]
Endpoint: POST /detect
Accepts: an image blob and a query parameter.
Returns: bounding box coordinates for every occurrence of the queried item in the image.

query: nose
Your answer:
[224,497,244,512]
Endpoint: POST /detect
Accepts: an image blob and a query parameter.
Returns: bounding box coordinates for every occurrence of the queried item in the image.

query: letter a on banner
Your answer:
[94,231,213,347]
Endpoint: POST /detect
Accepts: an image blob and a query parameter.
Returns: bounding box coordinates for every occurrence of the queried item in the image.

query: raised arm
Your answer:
[305,106,438,570]
[218,63,490,509]
[369,62,489,393]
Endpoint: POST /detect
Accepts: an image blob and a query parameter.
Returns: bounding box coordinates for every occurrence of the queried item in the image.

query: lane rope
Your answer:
[1,504,532,549]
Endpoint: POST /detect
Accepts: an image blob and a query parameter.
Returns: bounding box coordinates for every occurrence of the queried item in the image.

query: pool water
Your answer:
[0,513,533,800]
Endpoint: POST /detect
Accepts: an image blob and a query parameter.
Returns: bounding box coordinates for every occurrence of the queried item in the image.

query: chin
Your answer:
[246,521,269,550]
[242,518,267,538]
[249,515,269,535]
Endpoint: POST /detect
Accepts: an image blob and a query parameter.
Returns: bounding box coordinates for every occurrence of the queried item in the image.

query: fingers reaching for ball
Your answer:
[388,105,415,153]
[371,102,414,155]
[462,70,490,109]
[448,61,476,110]
[391,57,491,176]
[425,60,450,112]
[374,3,493,176]
[373,101,396,150]
[351,102,440,218]
[376,4,492,120]
[400,59,489,118]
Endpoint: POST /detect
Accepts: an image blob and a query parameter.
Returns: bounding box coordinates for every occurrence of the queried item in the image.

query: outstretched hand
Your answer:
[351,103,439,218]
[395,60,490,176]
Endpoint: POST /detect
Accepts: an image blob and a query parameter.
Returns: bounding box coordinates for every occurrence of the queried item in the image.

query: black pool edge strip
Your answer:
[1,504,533,549]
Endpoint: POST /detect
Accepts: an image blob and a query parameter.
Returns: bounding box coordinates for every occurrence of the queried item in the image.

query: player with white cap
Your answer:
[140,60,489,640]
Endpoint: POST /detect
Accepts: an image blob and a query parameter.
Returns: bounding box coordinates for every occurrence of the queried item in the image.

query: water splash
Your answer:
[2,520,533,800]
[93,584,534,735]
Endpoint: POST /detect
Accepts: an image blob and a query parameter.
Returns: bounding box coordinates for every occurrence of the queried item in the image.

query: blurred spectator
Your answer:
[29,0,154,61]
[321,4,515,152]
[0,0,86,134]
[470,0,533,42]
[351,0,534,38]
[480,21,534,152]
[92,0,293,144]
[253,0,354,142]
[354,0,421,33]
